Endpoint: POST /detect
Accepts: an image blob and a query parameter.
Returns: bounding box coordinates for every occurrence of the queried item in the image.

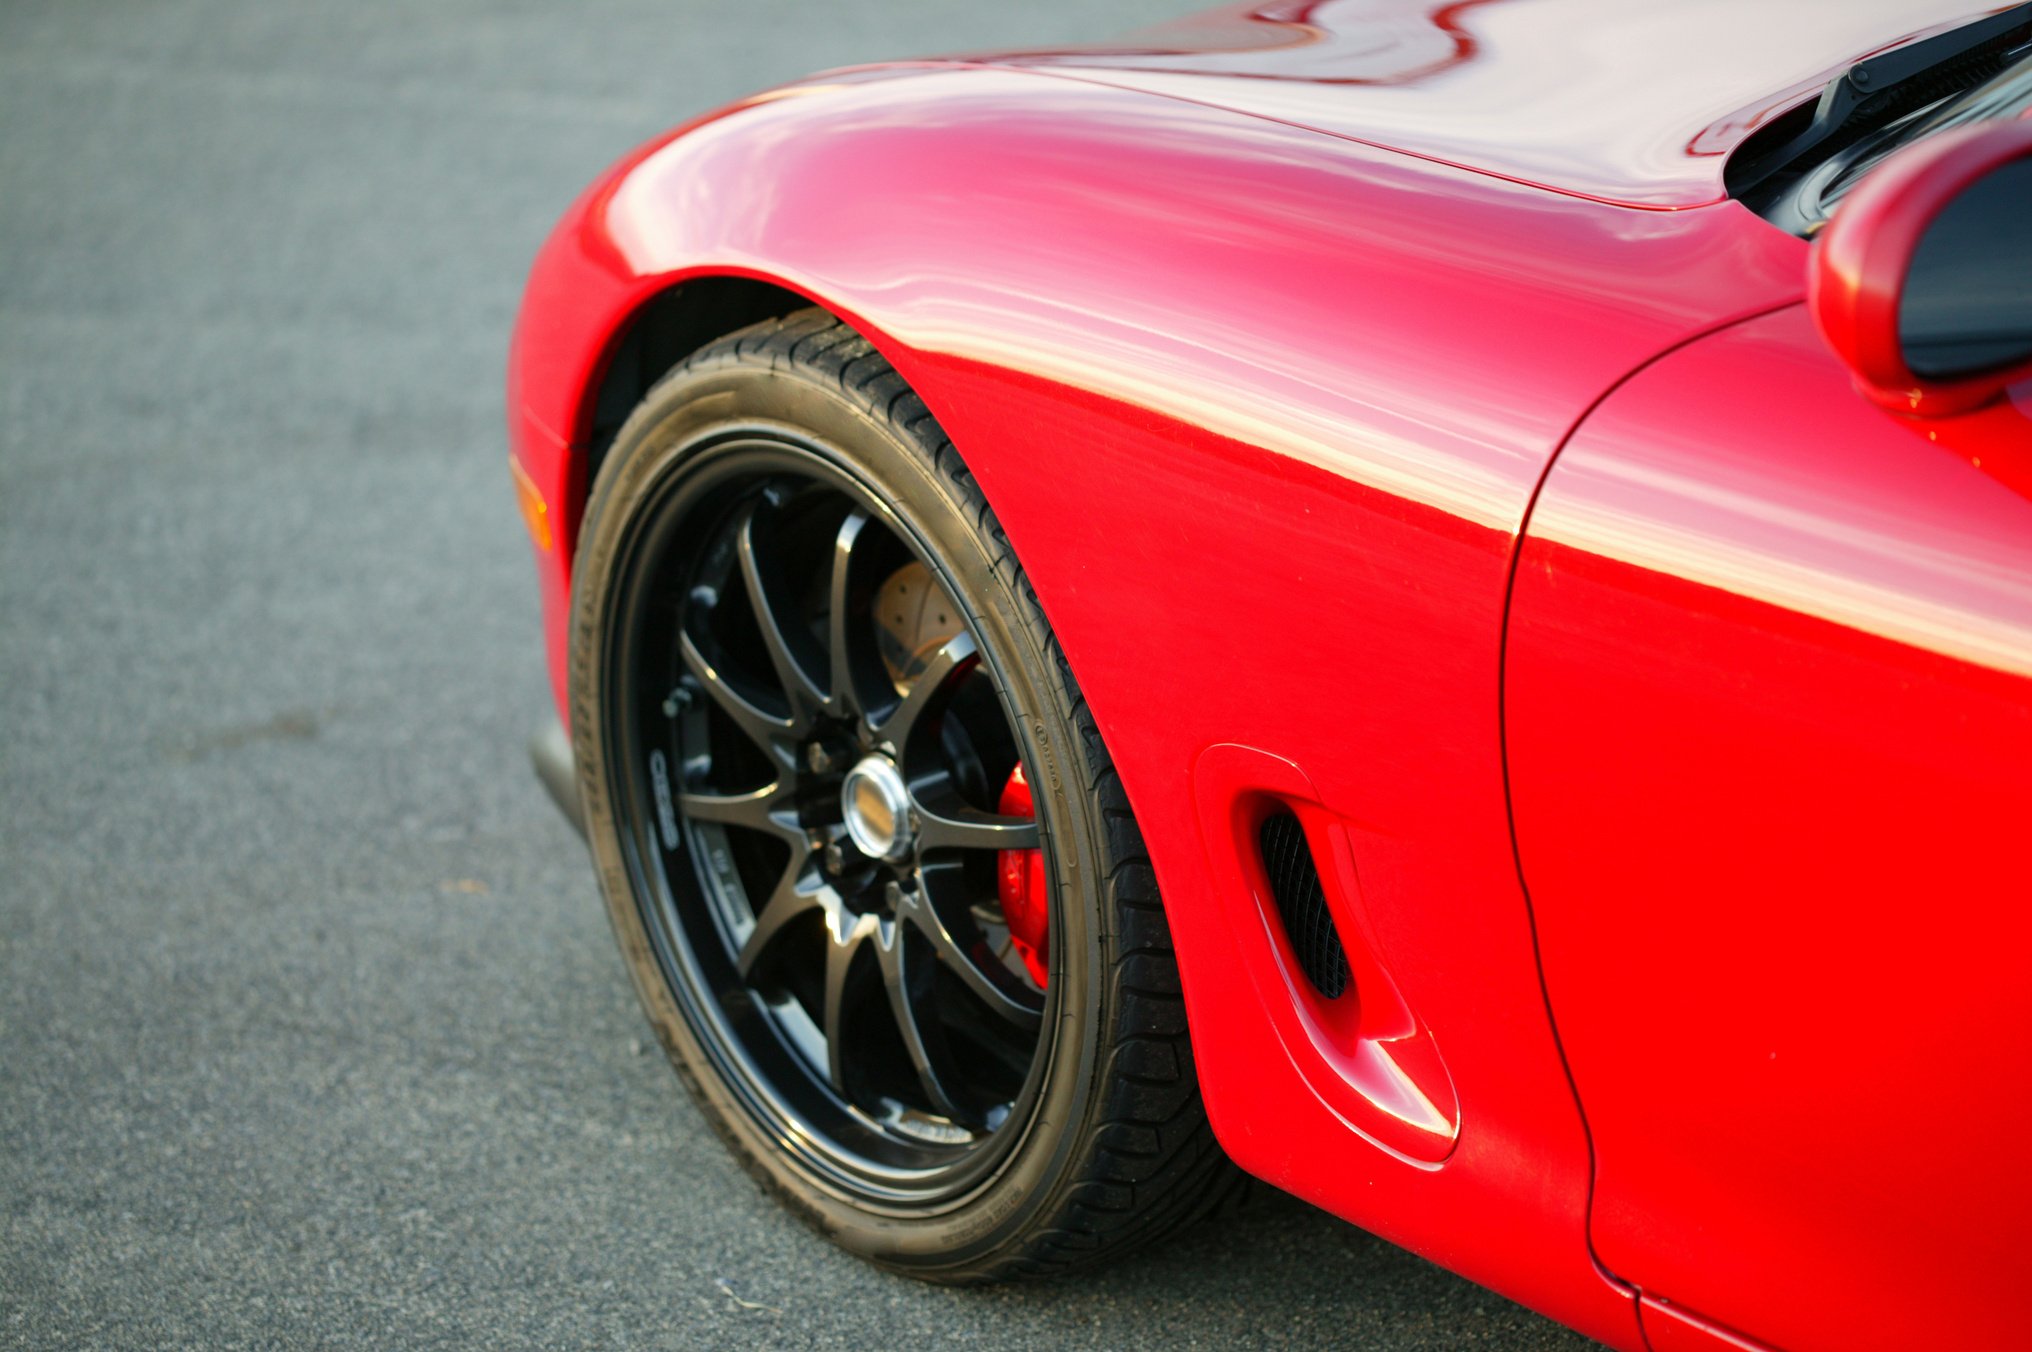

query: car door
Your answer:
[1505,303,2032,1352]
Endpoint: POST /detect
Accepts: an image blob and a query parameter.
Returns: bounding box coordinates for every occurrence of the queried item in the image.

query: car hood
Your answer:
[958,0,2011,207]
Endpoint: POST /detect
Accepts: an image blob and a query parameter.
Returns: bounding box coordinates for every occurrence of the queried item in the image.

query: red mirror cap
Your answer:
[1809,117,2032,418]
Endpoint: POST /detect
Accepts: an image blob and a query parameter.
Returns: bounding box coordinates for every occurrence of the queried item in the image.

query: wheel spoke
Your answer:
[871,631,977,747]
[824,510,881,719]
[679,628,795,757]
[736,502,826,724]
[898,874,1043,1031]
[821,911,881,1092]
[910,781,1041,854]
[735,856,823,980]
[679,783,803,844]
[874,913,972,1122]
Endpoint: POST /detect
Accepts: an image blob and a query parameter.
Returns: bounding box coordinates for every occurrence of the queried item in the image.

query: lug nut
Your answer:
[805,743,835,774]
[823,842,846,875]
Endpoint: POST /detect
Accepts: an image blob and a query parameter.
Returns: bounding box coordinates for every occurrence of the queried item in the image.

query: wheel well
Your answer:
[583,276,812,492]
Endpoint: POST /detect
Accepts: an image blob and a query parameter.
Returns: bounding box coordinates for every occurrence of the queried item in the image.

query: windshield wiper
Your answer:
[1730,2,2032,201]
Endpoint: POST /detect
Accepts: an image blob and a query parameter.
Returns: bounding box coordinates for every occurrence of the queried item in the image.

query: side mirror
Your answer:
[1810,119,2032,417]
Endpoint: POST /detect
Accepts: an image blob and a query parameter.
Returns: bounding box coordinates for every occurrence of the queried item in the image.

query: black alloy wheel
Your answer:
[569,307,1241,1278]
[609,444,1049,1194]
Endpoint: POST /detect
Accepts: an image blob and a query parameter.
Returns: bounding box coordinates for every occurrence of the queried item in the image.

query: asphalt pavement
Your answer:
[0,1,1598,1347]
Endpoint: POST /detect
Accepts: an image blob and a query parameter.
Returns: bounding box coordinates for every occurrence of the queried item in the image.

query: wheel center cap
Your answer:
[840,756,912,864]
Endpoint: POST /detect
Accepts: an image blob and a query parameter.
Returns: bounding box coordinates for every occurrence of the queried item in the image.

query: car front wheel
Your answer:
[567,307,1240,1279]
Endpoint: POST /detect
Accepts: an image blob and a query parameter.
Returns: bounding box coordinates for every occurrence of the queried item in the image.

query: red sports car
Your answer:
[507,3,2032,1347]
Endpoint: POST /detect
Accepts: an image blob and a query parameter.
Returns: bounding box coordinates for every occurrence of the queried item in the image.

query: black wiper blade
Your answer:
[1731,2,2032,199]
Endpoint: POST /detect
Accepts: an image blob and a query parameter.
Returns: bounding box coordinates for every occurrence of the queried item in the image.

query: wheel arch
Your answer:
[578,276,813,511]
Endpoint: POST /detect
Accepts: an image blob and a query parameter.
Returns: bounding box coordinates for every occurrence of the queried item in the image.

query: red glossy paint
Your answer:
[507,4,2032,1348]
[1640,1298,1777,1352]
[1810,118,2032,415]
[1509,305,2032,1352]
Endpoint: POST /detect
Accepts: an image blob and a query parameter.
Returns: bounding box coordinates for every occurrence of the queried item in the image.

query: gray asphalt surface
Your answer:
[0,2,1599,1347]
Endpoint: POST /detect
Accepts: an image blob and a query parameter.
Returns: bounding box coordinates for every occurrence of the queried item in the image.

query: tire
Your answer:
[567,306,1242,1280]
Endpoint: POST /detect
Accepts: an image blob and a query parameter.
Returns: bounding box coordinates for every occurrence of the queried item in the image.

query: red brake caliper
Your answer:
[996,765,1050,988]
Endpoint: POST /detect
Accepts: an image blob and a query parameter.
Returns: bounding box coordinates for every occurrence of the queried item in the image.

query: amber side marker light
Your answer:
[512,457,553,551]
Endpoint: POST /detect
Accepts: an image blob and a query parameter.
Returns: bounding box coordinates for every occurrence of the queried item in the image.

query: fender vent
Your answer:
[1258,809,1350,999]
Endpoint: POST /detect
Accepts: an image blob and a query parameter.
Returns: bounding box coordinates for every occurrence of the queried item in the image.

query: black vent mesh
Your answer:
[1257,809,1351,999]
